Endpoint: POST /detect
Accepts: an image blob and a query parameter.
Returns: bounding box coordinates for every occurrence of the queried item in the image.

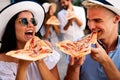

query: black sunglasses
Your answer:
[18,18,37,26]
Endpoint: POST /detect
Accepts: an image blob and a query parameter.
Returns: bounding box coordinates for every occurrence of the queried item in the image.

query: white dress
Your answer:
[40,26,60,52]
[0,50,60,80]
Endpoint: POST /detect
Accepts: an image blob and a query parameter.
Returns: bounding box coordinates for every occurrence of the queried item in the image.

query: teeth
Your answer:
[25,30,33,35]
[92,29,100,32]
[26,30,33,33]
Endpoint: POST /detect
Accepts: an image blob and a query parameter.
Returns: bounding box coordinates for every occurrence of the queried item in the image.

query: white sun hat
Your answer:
[0,1,45,42]
[42,2,51,13]
[0,0,11,11]
[82,0,120,16]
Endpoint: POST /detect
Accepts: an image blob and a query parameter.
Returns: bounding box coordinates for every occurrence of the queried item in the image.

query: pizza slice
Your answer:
[56,32,97,58]
[73,40,91,58]
[6,49,52,61]
[56,40,78,56]
[75,44,91,57]
[6,36,53,61]
[76,32,97,44]
[24,36,53,54]
[66,9,76,20]
[90,32,97,44]
[46,16,60,25]
[74,32,97,57]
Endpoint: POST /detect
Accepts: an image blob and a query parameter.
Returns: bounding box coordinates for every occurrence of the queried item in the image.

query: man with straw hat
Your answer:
[64,0,120,80]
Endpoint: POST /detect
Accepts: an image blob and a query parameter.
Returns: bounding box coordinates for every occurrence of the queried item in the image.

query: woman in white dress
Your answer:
[41,2,60,51]
[0,1,60,80]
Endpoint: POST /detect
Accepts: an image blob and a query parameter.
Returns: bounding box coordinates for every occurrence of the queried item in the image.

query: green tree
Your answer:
[73,0,84,6]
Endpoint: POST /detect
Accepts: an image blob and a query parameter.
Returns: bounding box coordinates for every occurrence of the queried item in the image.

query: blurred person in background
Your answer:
[41,2,60,52]
[57,0,86,41]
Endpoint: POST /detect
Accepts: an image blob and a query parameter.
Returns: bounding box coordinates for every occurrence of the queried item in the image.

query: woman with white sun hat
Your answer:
[0,1,60,80]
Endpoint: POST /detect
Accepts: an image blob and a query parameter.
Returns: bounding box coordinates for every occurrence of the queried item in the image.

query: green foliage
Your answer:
[73,0,83,6]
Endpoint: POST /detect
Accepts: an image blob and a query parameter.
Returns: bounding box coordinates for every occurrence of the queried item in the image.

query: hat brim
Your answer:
[0,1,45,41]
[84,0,120,16]
[42,2,51,13]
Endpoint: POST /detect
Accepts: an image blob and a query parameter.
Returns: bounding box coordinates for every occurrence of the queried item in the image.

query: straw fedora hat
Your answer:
[82,0,120,16]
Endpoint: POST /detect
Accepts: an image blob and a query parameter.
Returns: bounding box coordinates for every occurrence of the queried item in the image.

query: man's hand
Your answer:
[66,10,77,20]
[64,55,85,80]
[90,42,109,64]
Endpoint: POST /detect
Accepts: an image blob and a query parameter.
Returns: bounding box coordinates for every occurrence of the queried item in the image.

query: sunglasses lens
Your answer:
[31,18,37,26]
[19,18,37,26]
[21,18,28,26]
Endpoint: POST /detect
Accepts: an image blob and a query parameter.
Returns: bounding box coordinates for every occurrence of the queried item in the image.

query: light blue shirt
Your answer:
[80,36,120,80]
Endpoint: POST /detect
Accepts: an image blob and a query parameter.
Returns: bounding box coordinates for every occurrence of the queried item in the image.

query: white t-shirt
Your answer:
[0,50,60,80]
[57,6,86,41]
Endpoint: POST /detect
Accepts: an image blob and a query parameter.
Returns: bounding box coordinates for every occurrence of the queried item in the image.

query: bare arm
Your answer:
[65,16,83,30]
[15,60,31,80]
[67,11,83,27]
[64,56,85,80]
[64,64,80,80]
[63,20,72,30]
[36,60,60,80]
[44,25,51,38]
[73,17,83,27]
[53,25,60,35]
[64,17,83,30]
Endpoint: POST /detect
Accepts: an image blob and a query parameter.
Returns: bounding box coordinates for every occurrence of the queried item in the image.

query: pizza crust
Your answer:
[6,50,52,61]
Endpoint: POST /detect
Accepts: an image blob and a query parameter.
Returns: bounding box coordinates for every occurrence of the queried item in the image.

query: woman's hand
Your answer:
[43,40,53,49]
[18,59,31,67]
